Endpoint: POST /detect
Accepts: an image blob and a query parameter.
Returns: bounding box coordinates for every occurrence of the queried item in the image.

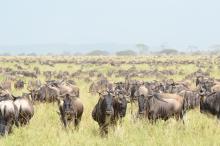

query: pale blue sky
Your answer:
[0,0,220,50]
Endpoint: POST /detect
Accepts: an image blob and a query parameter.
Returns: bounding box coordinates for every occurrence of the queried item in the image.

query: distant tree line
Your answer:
[2,43,220,56]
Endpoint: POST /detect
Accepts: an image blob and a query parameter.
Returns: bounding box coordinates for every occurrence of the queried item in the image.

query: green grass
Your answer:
[0,55,220,146]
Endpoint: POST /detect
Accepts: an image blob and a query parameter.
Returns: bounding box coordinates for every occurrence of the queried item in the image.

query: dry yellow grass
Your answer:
[0,55,220,146]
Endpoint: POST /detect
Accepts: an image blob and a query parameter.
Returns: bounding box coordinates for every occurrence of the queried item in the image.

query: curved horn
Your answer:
[152,93,168,103]
[27,86,32,91]
[59,92,77,97]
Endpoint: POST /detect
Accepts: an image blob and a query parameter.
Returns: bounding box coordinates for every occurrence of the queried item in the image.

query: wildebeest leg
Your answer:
[119,117,123,126]
[130,100,133,115]
[217,113,220,119]
[0,123,5,136]
[5,120,12,135]
[153,114,157,124]
[24,115,30,125]
[74,118,80,130]
[14,114,19,127]
[20,112,29,126]
[175,114,180,121]
[179,110,185,124]
[15,120,19,127]
[61,115,67,128]
[100,124,108,137]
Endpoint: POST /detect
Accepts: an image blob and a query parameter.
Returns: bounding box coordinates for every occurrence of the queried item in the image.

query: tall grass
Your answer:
[0,55,220,146]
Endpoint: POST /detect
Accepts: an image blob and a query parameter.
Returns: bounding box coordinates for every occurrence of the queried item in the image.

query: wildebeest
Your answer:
[178,90,200,110]
[133,83,149,116]
[0,81,12,91]
[13,93,34,126]
[28,84,60,103]
[111,89,128,125]
[0,89,13,100]
[92,91,114,135]
[47,81,80,98]
[137,94,146,118]
[89,82,98,95]
[0,97,18,135]
[27,79,41,91]
[58,93,83,129]
[138,93,186,123]
[199,86,220,119]
[14,79,25,90]
[164,79,189,94]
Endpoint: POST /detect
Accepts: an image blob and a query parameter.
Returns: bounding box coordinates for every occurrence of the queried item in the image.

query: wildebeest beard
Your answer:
[63,101,75,120]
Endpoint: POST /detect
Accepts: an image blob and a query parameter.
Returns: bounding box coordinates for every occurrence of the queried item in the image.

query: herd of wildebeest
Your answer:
[1,56,220,137]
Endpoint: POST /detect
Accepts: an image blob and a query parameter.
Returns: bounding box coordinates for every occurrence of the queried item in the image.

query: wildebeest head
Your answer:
[114,91,128,118]
[59,94,76,121]
[198,86,213,113]
[164,79,176,93]
[63,94,74,114]
[196,76,204,87]
[29,89,40,101]
[14,80,25,89]
[198,80,212,94]
[99,92,114,116]
[132,83,142,98]
[198,84,209,109]
[137,95,146,115]
[114,82,125,91]
[28,86,46,102]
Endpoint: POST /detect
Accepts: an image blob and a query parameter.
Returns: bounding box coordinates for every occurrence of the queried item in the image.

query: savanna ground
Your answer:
[0,55,220,146]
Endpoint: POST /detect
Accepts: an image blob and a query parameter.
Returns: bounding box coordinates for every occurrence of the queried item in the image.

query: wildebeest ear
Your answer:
[59,93,68,98]
[12,95,18,100]
[147,94,153,97]
[99,95,104,99]
[58,99,64,106]
[124,97,130,103]
[110,93,115,97]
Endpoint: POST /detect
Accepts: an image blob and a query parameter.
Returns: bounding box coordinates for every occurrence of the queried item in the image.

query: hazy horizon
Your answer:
[1,0,220,53]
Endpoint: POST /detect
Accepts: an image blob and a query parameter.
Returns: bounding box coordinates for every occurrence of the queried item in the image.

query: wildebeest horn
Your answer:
[109,92,115,97]
[27,86,32,91]
[97,91,104,96]
[199,90,206,96]
[114,82,123,84]
[207,92,216,96]
[152,93,168,103]
[59,93,76,97]
[147,94,153,97]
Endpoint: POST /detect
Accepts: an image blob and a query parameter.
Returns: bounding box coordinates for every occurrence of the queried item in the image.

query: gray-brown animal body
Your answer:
[145,93,185,122]
[199,90,220,119]
[92,92,114,136]
[58,94,83,128]
[49,82,80,98]
[14,80,25,90]
[0,99,18,135]
[111,90,128,125]
[178,90,199,110]
[13,95,34,126]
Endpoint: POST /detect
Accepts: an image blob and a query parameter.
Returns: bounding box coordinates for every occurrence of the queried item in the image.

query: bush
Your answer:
[116,50,137,56]
[86,50,110,56]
